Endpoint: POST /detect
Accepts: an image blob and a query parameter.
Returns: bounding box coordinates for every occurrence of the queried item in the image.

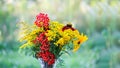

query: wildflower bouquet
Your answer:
[19,13,88,68]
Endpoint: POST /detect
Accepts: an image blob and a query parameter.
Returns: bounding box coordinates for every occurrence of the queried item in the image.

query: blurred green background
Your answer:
[0,0,120,68]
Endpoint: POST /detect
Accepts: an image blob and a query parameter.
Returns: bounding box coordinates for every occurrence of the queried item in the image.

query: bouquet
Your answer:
[19,13,88,68]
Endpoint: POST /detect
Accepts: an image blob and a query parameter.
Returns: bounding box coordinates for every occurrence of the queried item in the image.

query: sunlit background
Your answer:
[0,0,120,68]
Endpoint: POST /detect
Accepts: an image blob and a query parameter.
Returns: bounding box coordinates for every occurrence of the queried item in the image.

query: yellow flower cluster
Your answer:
[45,22,88,51]
[55,29,76,47]
[19,23,44,48]
[49,21,64,31]
[45,21,63,41]
[56,29,88,51]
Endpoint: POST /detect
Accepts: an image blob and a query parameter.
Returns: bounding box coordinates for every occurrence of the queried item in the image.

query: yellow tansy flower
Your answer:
[56,38,64,47]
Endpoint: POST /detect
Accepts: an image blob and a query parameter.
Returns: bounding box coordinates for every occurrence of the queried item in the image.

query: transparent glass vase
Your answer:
[38,58,55,68]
